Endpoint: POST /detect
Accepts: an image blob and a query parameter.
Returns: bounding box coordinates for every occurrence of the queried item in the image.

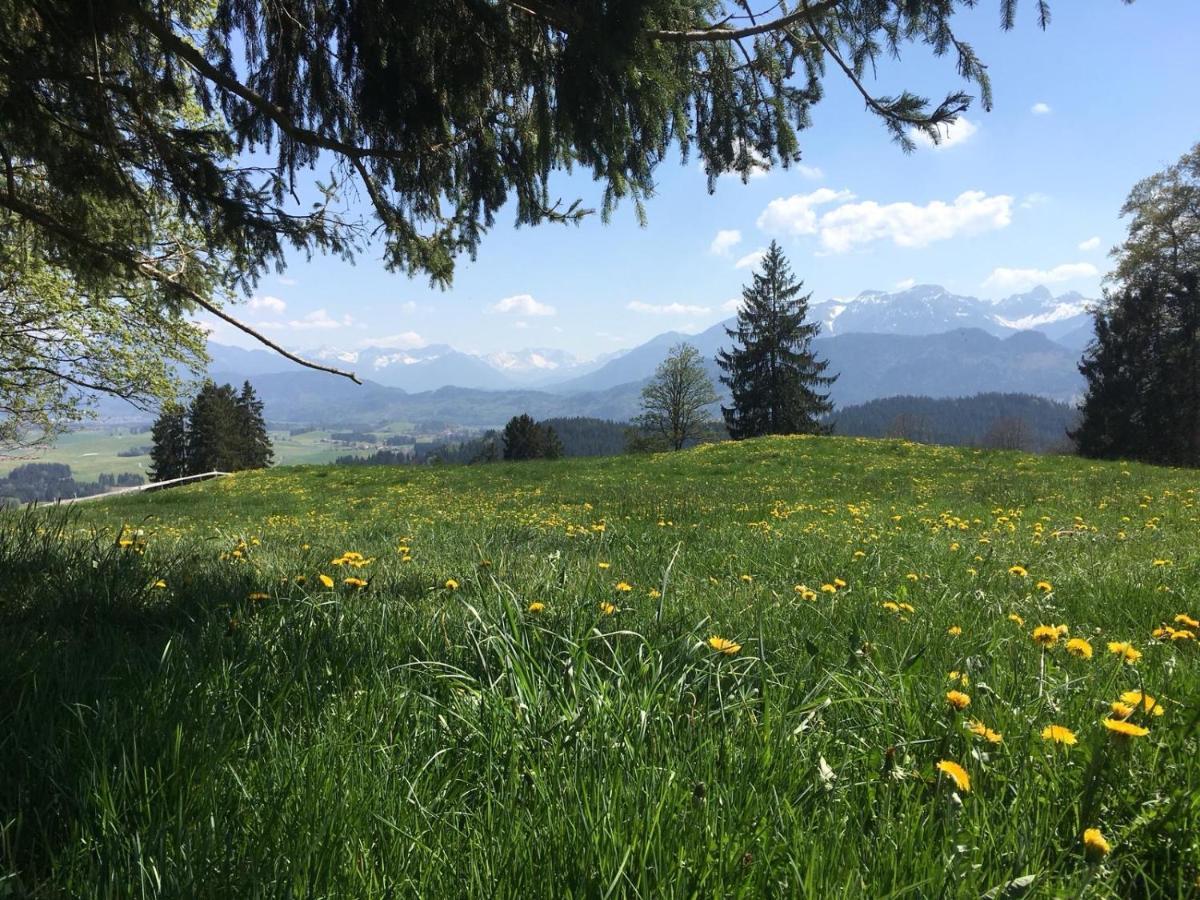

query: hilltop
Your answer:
[2,436,1197,895]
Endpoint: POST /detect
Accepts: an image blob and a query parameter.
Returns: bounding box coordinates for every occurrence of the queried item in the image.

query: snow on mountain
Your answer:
[810,284,1095,339]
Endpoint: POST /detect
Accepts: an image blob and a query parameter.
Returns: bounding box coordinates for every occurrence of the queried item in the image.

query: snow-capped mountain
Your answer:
[811,284,1095,341]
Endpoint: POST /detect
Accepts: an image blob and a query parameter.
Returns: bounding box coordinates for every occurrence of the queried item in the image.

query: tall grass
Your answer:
[1,436,1197,897]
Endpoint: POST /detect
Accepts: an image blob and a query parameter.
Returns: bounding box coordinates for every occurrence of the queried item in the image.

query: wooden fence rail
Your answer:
[42,471,230,506]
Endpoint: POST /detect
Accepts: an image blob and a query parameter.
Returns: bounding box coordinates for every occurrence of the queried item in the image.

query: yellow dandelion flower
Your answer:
[1174,613,1200,629]
[739,574,753,583]
[1103,718,1149,738]
[882,601,900,613]
[1119,691,1164,716]
[1036,581,1053,593]
[708,636,742,655]
[647,588,661,599]
[833,578,847,588]
[615,581,633,593]
[597,562,611,570]
[794,585,817,601]
[318,574,334,588]
[247,591,270,601]
[1082,828,1111,859]
[599,601,617,616]
[1065,638,1093,659]
[1032,625,1060,646]
[906,572,919,582]
[935,760,971,792]
[947,625,962,636]
[343,577,367,589]
[444,578,460,590]
[1008,613,1025,627]
[527,601,545,613]
[966,719,1003,743]
[151,579,167,589]
[1109,701,1135,720]
[948,671,969,686]
[1009,565,1028,577]
[898,602,915,613]
[1107,641,1142,663]
[820,583,837,593]
[1152,558,1171,567]
[1041,724,1077,745]
[946,690,971,711]
[1172,629,1195,641]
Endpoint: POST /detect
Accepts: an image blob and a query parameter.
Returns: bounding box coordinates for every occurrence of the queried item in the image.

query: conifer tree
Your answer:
[186,381,243,473]
[502,414,561,461]
[234,381,274,470]
[717,242,836,439]
[1074,143,1200,467]
[149,404,188,481]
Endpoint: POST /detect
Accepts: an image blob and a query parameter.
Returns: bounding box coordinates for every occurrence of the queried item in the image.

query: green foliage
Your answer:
[831,393,1079,452]
[150,381,274,477]
[0,437,1197,895]
[717,242,835,438]
[635,342,719,450]
[501,414,562,461]
[1076,144,1200,467]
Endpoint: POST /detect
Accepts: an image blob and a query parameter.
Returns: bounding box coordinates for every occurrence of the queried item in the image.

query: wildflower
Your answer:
[615,581,633,593]
[1032,625,1060,646]
[882,601,900,613]
[1152,558,1171,567]
[1175,613,1200,629]
[1036,580,1053,593]
[647,588,661,599]
[945,690,971,711]
[343,577,367,589]
[318,574,334,588]
[1082,828,1111,859]
[1041,724,1077,745]
[1119,691,1164,716]
[853,550,866,559]
[948,671,969,686]
[1107,641,1142,663]
[794,584,817,601]
[444,578,459,590]
[820,583,837,593]
[1009,565,1028,577]
[1171,629,1195,641]
[947,625,962,636]
[597,562,611,570]
[1109,702,1135,720]
[599,601,617,616]
[833,578,847,588]
[739,574,753,583]
[1103,718,1149,738]
[1152,626,1172,640]
[1008,613,1025,627]
[708,636,742,655]
[966,720,1003,743]
[898,602,915,613]
[151,579,167,589]
[935,760,971,792]
[247,592,270,601]
[527,602,545,613]
[1065,638,1093,659]
[906,572,919,582]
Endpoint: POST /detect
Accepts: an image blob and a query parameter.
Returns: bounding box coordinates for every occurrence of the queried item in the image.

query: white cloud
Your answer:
[756,188,854,236]
[734,248,767,270]
[626,301,712,316]
[490,293,556,316]
[894,278,917,291]
[709,229,742,256]
[721,297,742,312]
[1031,102,1052,116]
[983,262,1099,291]
[277,276,298,286]
[816,190,1013,253]
[359,331,426,350]
[910,117,978,150]
[1020,192,1051,209]
[248,295,287,314]
[1078,236,1102,251]
[259,308,352,331]
[796,164,824,180]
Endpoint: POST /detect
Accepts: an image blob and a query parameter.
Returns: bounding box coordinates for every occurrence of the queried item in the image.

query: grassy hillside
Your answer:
[2,437,1197,896]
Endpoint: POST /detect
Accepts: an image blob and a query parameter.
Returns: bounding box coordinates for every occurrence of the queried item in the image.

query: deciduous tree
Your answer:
[635,343,718,450]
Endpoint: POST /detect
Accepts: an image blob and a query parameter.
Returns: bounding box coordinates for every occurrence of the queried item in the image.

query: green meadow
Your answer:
[1,436,1197,897]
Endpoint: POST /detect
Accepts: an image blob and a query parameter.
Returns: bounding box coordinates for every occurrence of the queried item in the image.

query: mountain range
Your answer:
[160,283,1098,427]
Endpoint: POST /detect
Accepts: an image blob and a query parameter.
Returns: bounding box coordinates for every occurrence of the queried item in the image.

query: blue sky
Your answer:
[206,0,1200,360]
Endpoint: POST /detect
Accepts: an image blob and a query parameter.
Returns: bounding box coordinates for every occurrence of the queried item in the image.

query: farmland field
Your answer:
[1,436,1197,897]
